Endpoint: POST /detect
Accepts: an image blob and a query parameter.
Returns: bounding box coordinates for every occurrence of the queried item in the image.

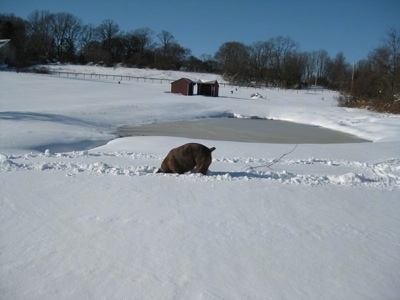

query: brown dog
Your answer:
[157,143,216,175]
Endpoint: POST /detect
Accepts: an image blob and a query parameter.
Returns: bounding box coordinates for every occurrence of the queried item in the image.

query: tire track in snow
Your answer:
[1,151,399,188]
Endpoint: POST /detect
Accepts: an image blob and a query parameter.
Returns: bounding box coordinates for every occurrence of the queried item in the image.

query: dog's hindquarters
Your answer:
[158,143,216,175]
[194,145,216,175]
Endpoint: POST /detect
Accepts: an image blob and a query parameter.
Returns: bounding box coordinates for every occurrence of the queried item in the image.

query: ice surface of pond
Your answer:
[116,118,369,144]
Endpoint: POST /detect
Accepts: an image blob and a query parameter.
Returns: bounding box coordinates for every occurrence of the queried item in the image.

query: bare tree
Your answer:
[303,49,329,86]
[26,10,53,61]
[282,52,305,87]
[215,41,250,84]
[326,52,350,90]
[78,24,96,53]
[96,19,120,62]
[157,30,175,58]
[50,12,82,62]
[124,27,155,66]
[347,27,400,112]
[133,27,154,53]
[381,27,400,101]
[155,30,190,69]
[247,37,300,86]
[303,51,317,84]
[199,54,218,73]
[315,49,330,85]
[269,36,299,85]
[248,41,273,84]
[357,27,400,103]
[168,43,191,70]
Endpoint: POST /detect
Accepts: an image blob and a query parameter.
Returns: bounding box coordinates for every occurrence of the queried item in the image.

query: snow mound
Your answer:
[250,92,264,99]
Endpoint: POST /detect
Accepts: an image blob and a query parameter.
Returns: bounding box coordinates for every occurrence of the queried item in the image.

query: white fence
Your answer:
[50,71,175,84]
[49,70,232,87]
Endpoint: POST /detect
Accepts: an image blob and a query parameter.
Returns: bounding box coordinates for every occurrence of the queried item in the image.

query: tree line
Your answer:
[0,11,210,71]
[1,11,399,113]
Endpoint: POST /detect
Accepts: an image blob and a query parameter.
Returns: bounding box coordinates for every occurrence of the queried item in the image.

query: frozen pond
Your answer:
[116,118,369,144]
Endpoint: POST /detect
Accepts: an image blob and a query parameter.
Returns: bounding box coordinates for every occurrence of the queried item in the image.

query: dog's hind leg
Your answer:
[195,157,212,175]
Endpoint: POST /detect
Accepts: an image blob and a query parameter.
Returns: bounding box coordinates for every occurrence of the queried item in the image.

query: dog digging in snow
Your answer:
[157,143,216,175]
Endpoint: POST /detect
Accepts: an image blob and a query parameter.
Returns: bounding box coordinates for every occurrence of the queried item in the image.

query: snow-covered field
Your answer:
[1,65,399,300]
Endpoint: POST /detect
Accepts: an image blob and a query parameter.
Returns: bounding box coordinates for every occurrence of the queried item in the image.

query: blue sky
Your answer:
[1,0,399,63]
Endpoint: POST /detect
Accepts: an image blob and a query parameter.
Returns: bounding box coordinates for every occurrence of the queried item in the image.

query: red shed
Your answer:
[171,78,195,96]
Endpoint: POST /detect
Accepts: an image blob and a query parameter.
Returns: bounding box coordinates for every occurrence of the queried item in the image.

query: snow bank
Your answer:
[1,66,399,300]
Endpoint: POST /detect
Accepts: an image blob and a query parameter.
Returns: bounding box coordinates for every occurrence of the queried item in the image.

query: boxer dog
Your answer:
[157,143,216,175]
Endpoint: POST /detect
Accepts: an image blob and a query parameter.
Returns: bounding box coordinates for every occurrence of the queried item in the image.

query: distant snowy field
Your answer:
[1,65,399,300]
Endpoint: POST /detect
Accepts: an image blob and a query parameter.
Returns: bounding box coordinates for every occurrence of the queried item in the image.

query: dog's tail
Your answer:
[210,147,216,152]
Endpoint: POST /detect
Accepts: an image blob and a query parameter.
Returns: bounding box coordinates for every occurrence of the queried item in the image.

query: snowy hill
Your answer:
[1,66,399,299]
[38,63,225,83]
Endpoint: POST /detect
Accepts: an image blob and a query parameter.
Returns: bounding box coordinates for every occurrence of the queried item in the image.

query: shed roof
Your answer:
[0,39,10,49]
[197,80,219,85]
[171,78,195,84]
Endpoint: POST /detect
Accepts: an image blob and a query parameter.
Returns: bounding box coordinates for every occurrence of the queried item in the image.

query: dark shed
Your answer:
[171,78,196,96]
[197,80,219,97]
